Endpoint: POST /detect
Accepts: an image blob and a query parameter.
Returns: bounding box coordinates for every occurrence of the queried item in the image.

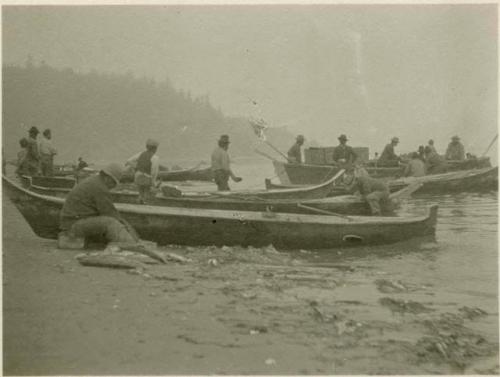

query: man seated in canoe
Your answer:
[344,165,392,216]
[403,152,426,177]
[287,135,305,164]
[332,134,357,164]
[424,145,447,174]
[125,139,160,204]
[445,135,465,161]
[378,137,401,167]
[211,134,242,191]
[58,163,165,262]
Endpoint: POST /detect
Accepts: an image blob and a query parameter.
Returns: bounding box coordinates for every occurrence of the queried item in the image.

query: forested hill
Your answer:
[2,63,295,166]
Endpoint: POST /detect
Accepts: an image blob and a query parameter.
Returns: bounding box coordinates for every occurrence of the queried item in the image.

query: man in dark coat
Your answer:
[332,134,357,164]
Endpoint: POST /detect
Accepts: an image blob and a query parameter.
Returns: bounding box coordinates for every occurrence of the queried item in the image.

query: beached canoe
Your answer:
[274,157,493,185]
[20,169,344,201]
[388,166,498,194]
[3,176,438,249]
[266,166,498,195]
[120,167,214,183]
[52,163,214,182]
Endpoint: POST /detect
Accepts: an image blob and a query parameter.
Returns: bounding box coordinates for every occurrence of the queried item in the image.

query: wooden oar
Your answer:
[297,203,354,221]
[481,134,498,158]
[388,182,423,200]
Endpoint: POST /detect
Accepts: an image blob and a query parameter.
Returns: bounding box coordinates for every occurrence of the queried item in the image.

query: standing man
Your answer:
[427,139,437,154]
[39,128,57,176]
[125,139,160,204]
[59,163,165,262]
[287,135,305,164]
[26,126,41,176]
[332,134,357,164]
[345,166,391,215]
[378,137,400,166]
[211,135,242,191]
[445,136,465,160]
[16,138,29,176]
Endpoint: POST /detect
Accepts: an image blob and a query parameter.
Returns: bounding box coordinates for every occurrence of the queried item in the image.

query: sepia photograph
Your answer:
[2,2,498,375]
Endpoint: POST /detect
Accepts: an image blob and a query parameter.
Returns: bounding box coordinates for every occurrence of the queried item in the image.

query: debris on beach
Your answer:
[379,297,433,314]
[375,279,408,293]
[76,253,145,270]
[458,306,488,320]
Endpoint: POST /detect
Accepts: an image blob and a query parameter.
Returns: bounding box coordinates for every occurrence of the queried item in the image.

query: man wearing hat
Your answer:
[445,136,465,161]
[332,134,357,164]
[39,128,58,176]
[211,135,242,191]
[287,135,305,164]
[25,126,41,175]
[58,163,161,255]
[378,137,401,167]
[126,139,161,204]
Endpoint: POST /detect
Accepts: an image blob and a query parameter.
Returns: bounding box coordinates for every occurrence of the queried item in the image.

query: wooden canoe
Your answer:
[120,167,214,183]
[18,175,374,215]
[3,176,438,250]
[267,166,498,195]
[274,157,493,185]
[388,166,498,194]
[20,168,344,200]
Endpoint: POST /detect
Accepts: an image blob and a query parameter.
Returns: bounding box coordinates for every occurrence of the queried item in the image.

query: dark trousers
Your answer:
[213,169,230,191]
[40,155,54,176]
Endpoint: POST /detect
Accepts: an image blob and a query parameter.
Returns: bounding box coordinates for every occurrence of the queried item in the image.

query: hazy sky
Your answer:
[2,4,498,157]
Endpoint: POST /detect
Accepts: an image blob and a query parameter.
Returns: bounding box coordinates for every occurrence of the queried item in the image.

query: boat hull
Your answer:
[18,175,374,215]
[275,157,494,185]
[3,176,438,250]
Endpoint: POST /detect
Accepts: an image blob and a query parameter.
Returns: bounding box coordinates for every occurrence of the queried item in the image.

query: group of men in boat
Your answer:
[287,133,470,175]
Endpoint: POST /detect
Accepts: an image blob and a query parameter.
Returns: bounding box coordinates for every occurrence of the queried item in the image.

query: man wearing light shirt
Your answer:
[126,139,160,204]
[39,129,58,176]
[211,134,242,191]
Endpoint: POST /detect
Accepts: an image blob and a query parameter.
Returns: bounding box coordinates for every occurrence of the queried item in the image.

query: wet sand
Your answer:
[3,197,499,375]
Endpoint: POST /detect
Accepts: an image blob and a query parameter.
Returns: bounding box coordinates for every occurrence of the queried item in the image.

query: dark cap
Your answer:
[29,126,39,135]
[219,134,230,144]
[43,128,51,136]
[338,134,348,141]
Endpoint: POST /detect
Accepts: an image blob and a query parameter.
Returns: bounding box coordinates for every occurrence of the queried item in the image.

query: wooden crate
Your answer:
[353,147,369,162]
[304,148,326,165]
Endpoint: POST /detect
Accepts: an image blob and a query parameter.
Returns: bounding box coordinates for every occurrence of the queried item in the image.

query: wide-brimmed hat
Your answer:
[452,135,460,141]
[219,134,230,144]
[29,126,39,135]
[146,139,159,148]
[391,137,400,143]
[338,134,348,141]
[101,163,124,185]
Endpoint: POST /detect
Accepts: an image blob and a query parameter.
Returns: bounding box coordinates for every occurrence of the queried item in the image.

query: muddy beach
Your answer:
[3,191,499,375]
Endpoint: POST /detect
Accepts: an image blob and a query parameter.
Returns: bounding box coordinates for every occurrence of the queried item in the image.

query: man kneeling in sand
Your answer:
[58,163,165,263]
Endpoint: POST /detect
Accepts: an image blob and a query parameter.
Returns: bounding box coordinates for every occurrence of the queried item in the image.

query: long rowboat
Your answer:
[267,166,498,195]
[22,169,345,200]
[19,175,416,216]
[3,176,438,250]
[274,157,492,185]
[19,173,416,215]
